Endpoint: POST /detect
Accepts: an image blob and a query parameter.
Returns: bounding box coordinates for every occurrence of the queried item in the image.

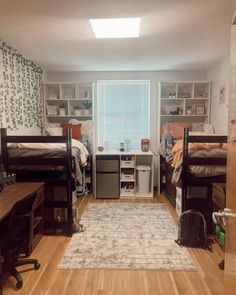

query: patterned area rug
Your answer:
[58,203,196,271]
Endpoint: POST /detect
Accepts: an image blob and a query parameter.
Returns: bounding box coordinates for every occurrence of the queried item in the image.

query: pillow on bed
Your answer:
[192,123,204,132]
[61,123,81,140]
[69,119,93,143]
[161,123,192,140]
[45,127,63,136]
[203,124,215,134]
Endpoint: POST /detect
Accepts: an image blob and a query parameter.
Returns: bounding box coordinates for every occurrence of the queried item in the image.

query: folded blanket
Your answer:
[172,140,221,168]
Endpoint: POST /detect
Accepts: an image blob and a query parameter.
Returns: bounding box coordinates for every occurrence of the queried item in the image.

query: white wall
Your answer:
[47,70,207,187]
[47,70,206,84]
[207,58,230,134]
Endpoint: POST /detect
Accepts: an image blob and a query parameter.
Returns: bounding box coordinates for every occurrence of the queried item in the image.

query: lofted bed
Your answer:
[160,127,227,231]
[0,127,88,236]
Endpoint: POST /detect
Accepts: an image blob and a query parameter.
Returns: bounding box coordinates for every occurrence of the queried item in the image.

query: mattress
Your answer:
[7,140,89,184]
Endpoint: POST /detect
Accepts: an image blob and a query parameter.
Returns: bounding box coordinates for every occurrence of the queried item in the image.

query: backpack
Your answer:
[175,209,212,250]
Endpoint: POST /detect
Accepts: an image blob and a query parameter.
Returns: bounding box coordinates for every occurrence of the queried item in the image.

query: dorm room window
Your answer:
[97,80,150,150]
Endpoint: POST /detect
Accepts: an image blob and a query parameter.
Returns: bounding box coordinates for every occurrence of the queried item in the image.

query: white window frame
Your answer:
[95,80,150,150]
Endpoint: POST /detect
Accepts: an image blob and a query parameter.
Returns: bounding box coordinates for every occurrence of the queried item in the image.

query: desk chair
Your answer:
[1,192,40,289]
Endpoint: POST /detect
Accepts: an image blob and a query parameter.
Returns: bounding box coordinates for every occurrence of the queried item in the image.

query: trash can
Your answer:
[136,165,151,195]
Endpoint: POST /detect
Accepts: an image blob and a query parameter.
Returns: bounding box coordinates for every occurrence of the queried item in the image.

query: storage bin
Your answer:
[121,174,135,181]
[121,160,135,167]
[137,165,151,195]
[176,187,182,203]
[59,108,66,116]
[187,186,208,199]
[175,197,182,216]
[212,183,226,209]
[176,186,208,200]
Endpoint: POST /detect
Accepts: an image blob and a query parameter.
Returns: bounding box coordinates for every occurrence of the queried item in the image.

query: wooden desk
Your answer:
[0,182,43,219]
[0,182,44,252]
[0,182,44,293]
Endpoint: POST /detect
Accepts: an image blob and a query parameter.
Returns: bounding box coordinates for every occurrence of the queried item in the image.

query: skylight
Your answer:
[89,18,140,39]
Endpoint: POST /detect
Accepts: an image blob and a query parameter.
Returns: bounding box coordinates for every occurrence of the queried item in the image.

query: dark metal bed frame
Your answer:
[182,128,227,231]
[0,128,73,236]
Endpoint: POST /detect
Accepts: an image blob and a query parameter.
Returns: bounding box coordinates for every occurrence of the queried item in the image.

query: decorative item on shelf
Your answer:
[59,108,66,116]
[120,142,125,152]
[196,90,207,98]
[73,106,81,116]
[59,105,66,116]
[179,92,191,98]
[169,110,179,115]
[79,101,92,115]
[81,90,89,99]
[84,91,88,98]
[195,105,205,115]
[97,146,104,152]
[186,106,193,115]
[219,85,226,105]
[83,101,92,109]
[168,91,176,98]
[49,94,58,99]
[125,139,131,152]
[46,105,58,115]
[177,107,183,115]
[141,139,150,152]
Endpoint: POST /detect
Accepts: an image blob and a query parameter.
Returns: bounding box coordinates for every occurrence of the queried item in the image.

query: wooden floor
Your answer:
[3,194,224,295]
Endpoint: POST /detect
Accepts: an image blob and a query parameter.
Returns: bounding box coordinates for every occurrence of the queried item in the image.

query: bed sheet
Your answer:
[7,139,89,185]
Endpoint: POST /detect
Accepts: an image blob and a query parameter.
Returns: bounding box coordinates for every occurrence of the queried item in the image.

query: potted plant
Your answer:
[82,101,92,115]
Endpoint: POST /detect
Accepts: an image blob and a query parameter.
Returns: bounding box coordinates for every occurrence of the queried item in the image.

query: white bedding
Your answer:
[10,139,89,167]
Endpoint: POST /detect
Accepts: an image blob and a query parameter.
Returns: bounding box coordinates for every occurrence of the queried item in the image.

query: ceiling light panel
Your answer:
[89,18,140,38]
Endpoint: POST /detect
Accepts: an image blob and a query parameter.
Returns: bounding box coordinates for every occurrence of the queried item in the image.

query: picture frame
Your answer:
[219,85,226,105]
[195,105,205,115]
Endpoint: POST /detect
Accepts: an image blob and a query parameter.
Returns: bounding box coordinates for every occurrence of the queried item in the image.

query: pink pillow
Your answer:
[161,123,192,140]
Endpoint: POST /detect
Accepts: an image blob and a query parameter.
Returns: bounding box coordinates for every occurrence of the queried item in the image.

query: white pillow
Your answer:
[203,124,215,134]
[45,127,63,136]
[192,123,204,132]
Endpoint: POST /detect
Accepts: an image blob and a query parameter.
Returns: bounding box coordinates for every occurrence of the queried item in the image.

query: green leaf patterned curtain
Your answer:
[0,40,43,131]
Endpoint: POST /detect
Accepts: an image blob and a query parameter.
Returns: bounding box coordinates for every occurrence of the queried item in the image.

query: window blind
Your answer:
[97,80,150,150]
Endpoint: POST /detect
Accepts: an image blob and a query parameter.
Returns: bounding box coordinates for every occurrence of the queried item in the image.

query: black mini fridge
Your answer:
[96,155,120,199]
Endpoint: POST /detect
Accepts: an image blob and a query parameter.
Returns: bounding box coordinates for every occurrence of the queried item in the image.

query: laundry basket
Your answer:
[136,165,151,195]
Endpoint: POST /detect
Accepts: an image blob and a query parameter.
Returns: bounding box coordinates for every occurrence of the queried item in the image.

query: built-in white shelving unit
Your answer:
[159,81,211,121]
[44,82,93,125]
[157,81,212,194]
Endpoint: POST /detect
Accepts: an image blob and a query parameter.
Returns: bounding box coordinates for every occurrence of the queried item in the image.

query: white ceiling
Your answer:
[0,0,235,71]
